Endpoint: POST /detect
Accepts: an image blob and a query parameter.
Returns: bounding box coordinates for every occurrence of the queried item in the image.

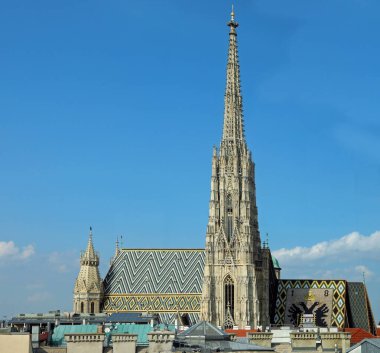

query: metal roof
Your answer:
[107,312,153,323]
[347,339,380,353]
[51,325,98,346]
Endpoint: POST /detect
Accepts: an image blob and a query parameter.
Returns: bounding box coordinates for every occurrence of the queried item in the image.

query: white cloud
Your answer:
[0,241,35,261]
[272,231,380,287]
[273,231,380,265]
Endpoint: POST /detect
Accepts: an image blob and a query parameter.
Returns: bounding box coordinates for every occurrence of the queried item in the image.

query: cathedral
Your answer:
[73,10,376,334]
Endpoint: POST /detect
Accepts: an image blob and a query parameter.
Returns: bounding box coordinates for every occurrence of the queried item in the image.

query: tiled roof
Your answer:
[104,249,281,294]
[344,328,376,345]
[346,282,376,335]
[225,329,258,337]
[104,249,205,294]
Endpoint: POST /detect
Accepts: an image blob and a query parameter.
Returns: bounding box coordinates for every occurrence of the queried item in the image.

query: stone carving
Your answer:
[200,8,270,329]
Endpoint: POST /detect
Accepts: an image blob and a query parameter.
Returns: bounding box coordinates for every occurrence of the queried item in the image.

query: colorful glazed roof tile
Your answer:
[104,249,205,294]
[347,282,376,335]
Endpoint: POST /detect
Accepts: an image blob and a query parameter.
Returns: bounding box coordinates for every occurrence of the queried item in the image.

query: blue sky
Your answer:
[0,0,379,323]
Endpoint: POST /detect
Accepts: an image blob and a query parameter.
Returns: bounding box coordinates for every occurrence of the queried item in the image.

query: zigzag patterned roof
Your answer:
[103,249,205,294]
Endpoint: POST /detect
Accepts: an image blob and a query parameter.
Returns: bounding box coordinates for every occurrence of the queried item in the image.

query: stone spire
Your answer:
[201,8,270,329]
[115,236,120,257]
[81,227,98,266]
[73,227,103,314]
[222,5,246,147]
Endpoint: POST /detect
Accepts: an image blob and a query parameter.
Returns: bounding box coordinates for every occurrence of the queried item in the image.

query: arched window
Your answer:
[80,302,84,313]
[226,195,233,241]
[224,275,235,328]
[90,302,95,314]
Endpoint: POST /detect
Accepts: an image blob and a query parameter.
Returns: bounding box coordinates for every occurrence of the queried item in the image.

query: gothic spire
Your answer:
[74,226,103,313]
[222,6,245,146]
[81,226,98,265]
[115,236,120,257]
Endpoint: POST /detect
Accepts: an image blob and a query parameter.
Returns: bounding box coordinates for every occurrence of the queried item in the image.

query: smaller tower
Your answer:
[73,227,104,314]
[110,236,121,265]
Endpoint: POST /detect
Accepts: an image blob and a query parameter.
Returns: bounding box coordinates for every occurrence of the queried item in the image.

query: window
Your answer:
[80,302,84,313]
[226,195,233,241]
[224,275,235,328]
[91,302,95,314]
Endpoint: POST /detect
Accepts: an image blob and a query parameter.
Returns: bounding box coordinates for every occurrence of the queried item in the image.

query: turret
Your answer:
[73,227,104,314]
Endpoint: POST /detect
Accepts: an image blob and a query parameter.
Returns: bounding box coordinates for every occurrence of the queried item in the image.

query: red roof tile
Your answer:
[225,329,258,337]
[344,328,376,345]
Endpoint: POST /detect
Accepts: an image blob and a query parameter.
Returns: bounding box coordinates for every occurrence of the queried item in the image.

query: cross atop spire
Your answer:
[222,6,245,147]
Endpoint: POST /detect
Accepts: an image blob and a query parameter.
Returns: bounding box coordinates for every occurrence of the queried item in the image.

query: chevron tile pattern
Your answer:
[103,249,205,319]
[103,294,201,312]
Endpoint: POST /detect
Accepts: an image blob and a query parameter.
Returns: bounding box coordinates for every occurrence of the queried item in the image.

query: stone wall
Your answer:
[248,330,351,353]
[65,333,105,353]
[112,333,137,353]
[35,347,67,353]
[248,332,273,348]
[290,332,318,350]
[319,333,350,353]
[147,331,175,353]
[0,333,33,353]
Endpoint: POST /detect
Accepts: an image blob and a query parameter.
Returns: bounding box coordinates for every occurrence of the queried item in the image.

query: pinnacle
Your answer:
[82,227,98,264]
[222,6,245,147]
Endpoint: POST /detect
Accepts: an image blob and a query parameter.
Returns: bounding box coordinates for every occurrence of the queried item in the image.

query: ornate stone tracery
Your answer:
[200,8,270,329]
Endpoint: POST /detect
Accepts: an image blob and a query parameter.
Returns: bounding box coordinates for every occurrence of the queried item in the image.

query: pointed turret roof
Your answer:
[74,227,103,294]
[222,6,246,146]
[81,226,99,266]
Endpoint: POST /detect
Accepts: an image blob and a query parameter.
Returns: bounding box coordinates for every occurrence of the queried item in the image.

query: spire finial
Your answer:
[89,226,93,239]
[227,4,238,33]
[114,236,120,258]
